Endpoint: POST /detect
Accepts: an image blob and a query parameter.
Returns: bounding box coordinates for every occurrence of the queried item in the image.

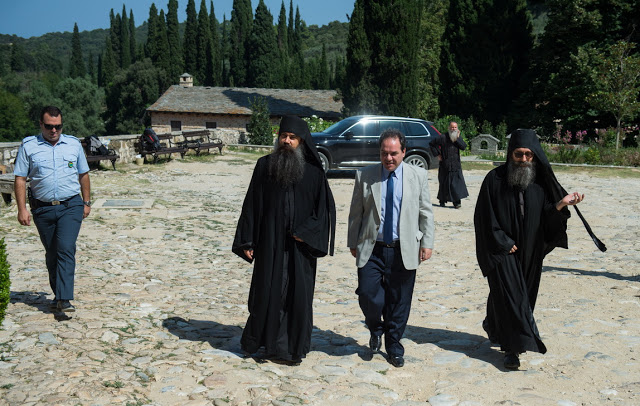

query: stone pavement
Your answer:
[0,153,639,405]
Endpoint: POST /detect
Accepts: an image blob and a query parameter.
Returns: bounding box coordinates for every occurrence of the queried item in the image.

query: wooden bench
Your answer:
[0,173,14,204]
[180,130,224,156]
[137,133,188,163]
[80,139,120,170]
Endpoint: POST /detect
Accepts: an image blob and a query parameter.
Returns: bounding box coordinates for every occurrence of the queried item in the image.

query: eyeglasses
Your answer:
[513,151,534,159]
[42,123,63,131]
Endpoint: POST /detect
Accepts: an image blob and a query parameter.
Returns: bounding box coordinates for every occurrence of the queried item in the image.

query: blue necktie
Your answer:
[383,172,394,244]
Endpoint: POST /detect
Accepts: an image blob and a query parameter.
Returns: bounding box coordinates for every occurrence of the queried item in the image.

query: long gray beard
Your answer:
[268,143,306,188]
[449,130,459,143]
[507,160,536,190]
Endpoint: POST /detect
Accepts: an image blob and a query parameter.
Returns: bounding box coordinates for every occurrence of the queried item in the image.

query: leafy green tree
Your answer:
[247,0,279,87]
[0,89,34,141]
[54,77,106,136]
[69,23,86,78]
[10,43,26,72]
[0,238,10,327]
[167,0,182,82]
[87,52,97,84]
[184,0,199,78]
[588,41,640,149]
[230,0,253,86]
[247,96,273,145]
[100,35,118,87]
[526,0,639,135]
[156,10,172,90]
[104,58,161,134]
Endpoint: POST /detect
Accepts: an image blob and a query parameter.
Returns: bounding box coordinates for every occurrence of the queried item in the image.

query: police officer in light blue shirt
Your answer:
[14,106,91,314]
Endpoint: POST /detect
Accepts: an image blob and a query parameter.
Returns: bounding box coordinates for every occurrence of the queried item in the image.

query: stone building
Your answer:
[146,75,343,134]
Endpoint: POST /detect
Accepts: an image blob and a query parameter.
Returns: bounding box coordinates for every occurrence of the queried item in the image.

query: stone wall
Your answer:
[0,129,248,169]
[150,112,279,134]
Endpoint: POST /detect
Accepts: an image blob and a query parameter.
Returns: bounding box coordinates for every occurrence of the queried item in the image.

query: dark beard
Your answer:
[507,160,536,190]
[268,143,306,188]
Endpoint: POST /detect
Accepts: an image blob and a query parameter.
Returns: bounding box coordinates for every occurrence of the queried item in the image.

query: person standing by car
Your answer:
[429,121,469,208]
[14,106,91,313]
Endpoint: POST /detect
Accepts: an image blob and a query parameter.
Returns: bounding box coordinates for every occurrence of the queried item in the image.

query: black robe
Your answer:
[474,164,570,354]
[430,134,469,203]
[232,155,332,360]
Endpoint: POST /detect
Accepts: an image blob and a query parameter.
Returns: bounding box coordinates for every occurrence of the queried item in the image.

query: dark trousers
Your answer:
[32,195,84,300]
[356,245,416,357]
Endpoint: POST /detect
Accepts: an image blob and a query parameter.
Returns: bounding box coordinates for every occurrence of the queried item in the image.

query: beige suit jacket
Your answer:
[347,163,435,269]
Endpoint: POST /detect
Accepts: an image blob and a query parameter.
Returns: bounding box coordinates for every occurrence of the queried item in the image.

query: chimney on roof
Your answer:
[180,73,193,87]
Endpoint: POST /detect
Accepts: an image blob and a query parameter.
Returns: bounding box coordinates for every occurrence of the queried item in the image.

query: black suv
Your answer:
[311,115,441,172]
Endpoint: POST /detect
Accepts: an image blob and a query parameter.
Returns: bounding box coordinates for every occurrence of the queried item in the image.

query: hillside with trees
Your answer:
[0,0,638,161]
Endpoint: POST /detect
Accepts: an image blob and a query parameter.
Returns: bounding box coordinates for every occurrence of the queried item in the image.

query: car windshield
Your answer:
[320,117,361,135]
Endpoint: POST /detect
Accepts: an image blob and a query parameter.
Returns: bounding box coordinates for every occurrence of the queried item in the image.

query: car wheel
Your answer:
[318,151,329,172]
[404,154,428,169]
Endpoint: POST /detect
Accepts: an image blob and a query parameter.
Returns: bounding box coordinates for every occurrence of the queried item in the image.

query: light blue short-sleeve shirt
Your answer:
[14,134,90,202]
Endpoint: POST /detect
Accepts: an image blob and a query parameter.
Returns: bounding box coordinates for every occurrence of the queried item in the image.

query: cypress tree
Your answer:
[230,0,253,86]
[109,9,122,68]
[343,0,375,114]
[416,0,447,119]
[196,0,213,84]
[210,1,222,85]
[439,0,532,124]
[145,4,159,62]
[129,10,137,65]
[101,36,117,86]
[183,0,199,78]
[247,0,279,88]
[221,15,232,85]
[166,0,182,82]
[318,43,330,89]
[157,11,171,71]
[87,52,97,84]
[276,1,289,86]
[120,5,131,69]
[369,0,423,116]
[287,0,295,56]
[69,23,86,78]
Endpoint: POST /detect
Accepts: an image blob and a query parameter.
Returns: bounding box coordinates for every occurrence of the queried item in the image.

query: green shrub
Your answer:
[246,96,273,145]
[303,115,335,133]
[0,238,10,326]
[583,147,601,165]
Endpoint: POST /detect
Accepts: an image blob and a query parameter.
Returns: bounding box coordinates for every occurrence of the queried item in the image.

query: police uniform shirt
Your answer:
[14,134,90,202]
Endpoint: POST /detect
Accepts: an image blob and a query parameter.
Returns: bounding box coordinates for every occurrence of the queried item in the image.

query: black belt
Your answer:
[375,240,399,248]
[32,197,74,209]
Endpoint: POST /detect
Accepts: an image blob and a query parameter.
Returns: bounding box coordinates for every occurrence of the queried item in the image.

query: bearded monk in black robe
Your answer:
[474,129,605,370]
[429,121,469,208]
[232,115,336,364]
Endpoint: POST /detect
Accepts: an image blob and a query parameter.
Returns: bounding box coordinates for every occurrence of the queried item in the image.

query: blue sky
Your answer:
[0,0,354,38]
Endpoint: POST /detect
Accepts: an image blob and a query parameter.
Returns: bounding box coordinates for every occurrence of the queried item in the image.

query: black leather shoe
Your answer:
[504,352,520,369]
[57,300,75,313]
[49,299,58,310]
[389,355,404,368]
[369,334,382,352]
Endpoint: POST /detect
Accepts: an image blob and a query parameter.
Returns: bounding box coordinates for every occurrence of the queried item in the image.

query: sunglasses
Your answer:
[42,123,63,131]
[513,151,534,159]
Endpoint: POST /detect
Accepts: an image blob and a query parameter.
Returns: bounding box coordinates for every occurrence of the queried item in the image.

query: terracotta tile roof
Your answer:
[147,86,343,119]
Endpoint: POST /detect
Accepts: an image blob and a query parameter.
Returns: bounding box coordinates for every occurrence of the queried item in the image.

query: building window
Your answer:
[171,121,182,132]
[206,122,217,129]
